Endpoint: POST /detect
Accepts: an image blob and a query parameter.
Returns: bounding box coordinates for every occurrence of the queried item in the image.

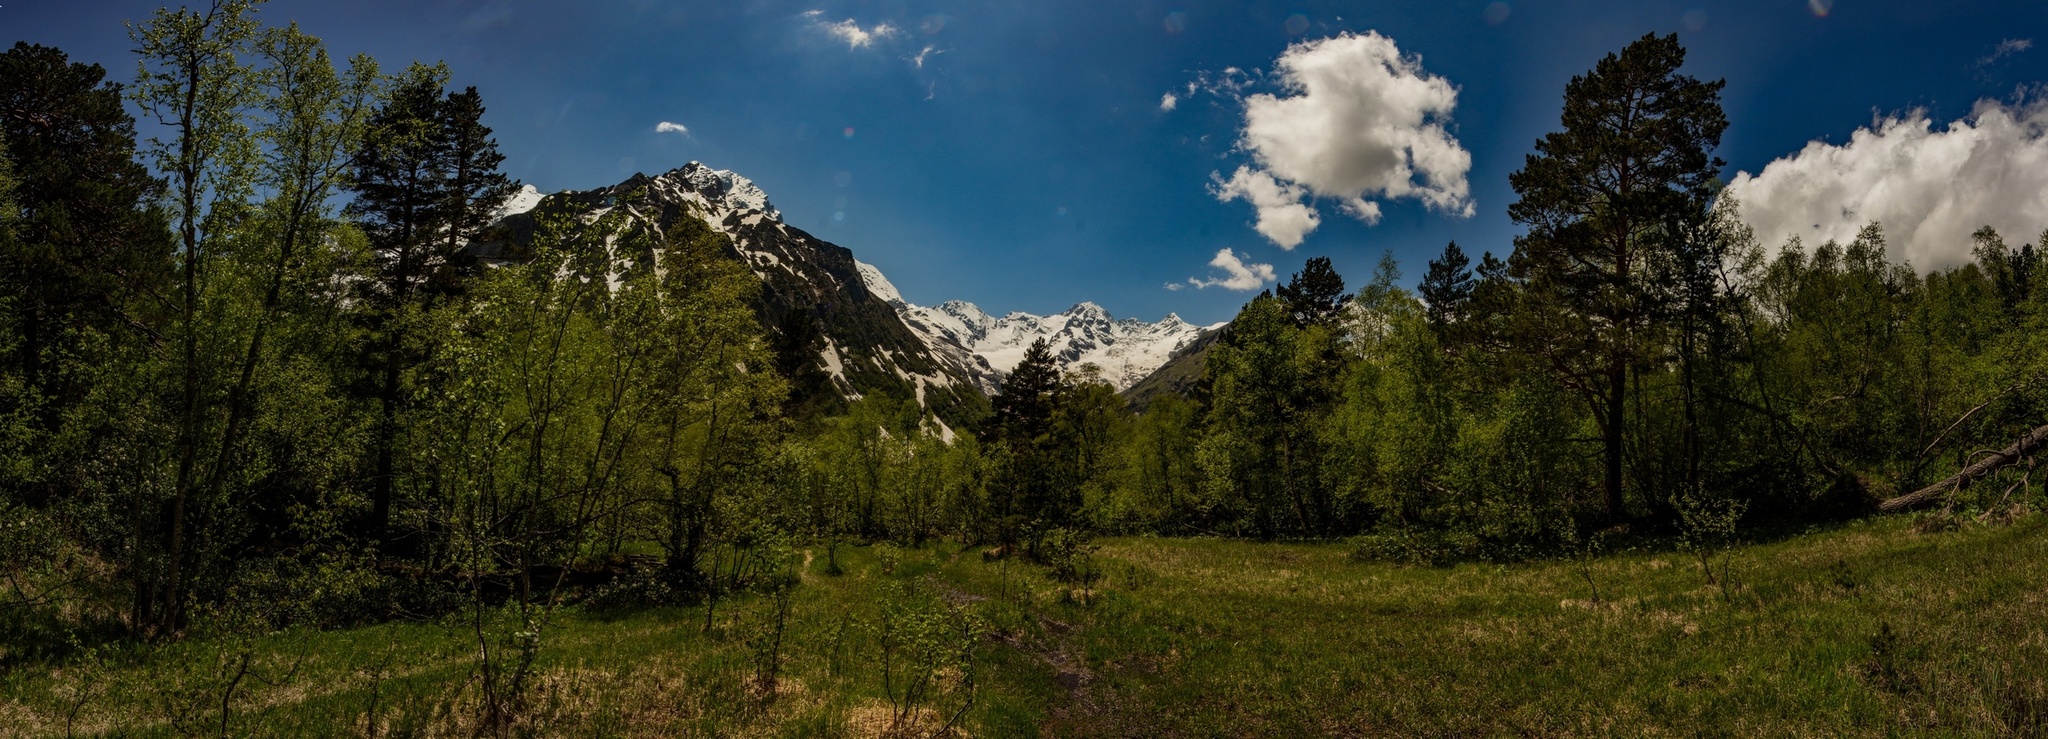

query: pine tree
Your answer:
[349,63,451,307]
[1419,241,1474,334]
[433,85,515,294]
[0,43,172,419]
[989,338,1067,524]
[346,64,517,545]
[1505,33,1727,522]
[1276,256,1350,327]
[770,305,842,423]
[992,337,1063,444]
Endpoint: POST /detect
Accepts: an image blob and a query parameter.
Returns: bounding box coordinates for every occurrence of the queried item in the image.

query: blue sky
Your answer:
[11,1,2048,324]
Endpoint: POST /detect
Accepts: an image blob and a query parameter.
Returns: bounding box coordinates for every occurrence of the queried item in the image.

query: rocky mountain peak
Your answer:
[663,161,779,219]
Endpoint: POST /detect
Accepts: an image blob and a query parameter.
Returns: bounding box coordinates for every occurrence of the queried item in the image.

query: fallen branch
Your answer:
[1881,423,2048,512]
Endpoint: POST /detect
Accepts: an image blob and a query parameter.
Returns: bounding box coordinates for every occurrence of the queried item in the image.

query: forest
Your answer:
[3,2,2046,736]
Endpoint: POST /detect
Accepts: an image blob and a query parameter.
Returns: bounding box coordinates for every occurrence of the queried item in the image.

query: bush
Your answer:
[1026,526,1100,589]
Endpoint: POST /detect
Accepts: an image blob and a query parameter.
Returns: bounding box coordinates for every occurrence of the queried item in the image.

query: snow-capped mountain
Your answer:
[482,162,989,424]
[856,262,1221,393]
[482,161,1214,416]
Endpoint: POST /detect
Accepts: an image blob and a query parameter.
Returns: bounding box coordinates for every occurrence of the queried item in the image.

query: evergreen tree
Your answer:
[433,85,515,293]
[989,338,1067,525]
[348,63,451,307]
[1973,226,2039,323]
[770,305,843,423]
[346,64,517,544]
[1276,256,1350,327]
[991,338,1063,445]
[1505,33,1727,522]
[0,43,172,426]
[1418,241,1474,335]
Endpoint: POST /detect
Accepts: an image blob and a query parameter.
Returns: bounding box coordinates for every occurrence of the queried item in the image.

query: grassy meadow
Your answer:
[3,514,2045,737]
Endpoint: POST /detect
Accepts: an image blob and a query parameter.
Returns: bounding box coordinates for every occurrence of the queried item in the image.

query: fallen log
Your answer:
[1881,423,2048,512]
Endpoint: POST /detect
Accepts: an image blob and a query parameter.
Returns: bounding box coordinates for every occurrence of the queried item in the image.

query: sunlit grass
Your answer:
[3,515,2043,736]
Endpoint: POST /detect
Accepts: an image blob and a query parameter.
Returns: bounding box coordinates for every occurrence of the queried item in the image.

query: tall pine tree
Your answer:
[1506,33,1726,522]
[347,63,516,544]
[1419,241,1474,335]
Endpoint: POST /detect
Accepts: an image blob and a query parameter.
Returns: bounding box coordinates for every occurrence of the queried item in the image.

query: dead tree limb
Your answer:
[1882,423,2048,512]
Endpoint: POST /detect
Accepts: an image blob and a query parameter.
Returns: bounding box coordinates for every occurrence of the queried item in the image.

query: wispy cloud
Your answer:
[910,45,944,68]
[1187,249,1277,291]
[655,121,689,135]
[1978,38,2033,67]
[804,10,899,49]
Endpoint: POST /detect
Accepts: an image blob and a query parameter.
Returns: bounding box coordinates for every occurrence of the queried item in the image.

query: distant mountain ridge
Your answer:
[854,262,1220,392]
[485,161,1215,416]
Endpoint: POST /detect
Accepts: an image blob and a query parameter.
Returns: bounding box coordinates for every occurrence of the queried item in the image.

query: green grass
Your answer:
[4,515,2045,736]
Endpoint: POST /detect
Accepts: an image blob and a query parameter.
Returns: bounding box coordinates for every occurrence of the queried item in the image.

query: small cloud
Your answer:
[808,11,899,49]
[1187,249,1277,291]
[655,121,689,135]
[1160,92,1179,111]
[1163,282,1185,291]
[1211,167,1319,250]
[1338,197,1382,225]
[910,45,943,68]
[1978,38,2033,67]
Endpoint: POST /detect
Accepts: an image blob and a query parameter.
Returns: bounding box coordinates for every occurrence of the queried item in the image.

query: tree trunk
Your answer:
[1881,423,2048,512]
[371,358,398,544]
[1603,362,1628,521]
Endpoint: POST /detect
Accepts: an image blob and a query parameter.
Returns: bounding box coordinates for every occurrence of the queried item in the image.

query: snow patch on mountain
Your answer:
[494,184,546,220]
[675,162,779,219]
[856,261,1220,392]
[855,260,903,304]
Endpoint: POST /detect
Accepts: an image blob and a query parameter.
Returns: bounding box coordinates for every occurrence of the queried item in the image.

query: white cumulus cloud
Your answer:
[1211,167,1320,249]
[1160,92,1179,112]
[655,121,689,135]
[1187,249,1278,291]
[1725,99,2048,271]
[804,10,899,49]
[1214,31,1473,248]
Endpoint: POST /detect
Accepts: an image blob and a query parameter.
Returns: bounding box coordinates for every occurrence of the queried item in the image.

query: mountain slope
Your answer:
[1121,324,1224,411]
[480,162,989,425]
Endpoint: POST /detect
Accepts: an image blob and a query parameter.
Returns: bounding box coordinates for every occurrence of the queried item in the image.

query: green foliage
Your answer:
[6,23,2048,736]
[874,578,987,735]
[1199,286,1343,538]
[4,520,2045,735]
[1507,32,1729,521]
